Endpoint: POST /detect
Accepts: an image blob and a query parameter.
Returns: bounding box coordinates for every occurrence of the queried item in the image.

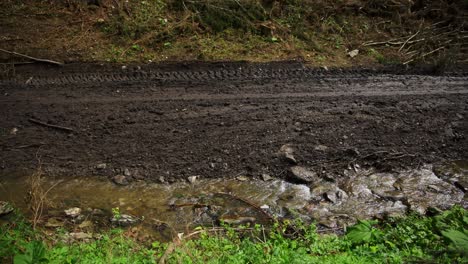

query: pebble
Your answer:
[236,176,248,181]
[261,173,273,181]
[188,176,197,184]
[314,144,329,151]
[348,49,359,58]
[96,163,107,170]
[279,144,297,164]
[68,232,92,241]
[45,217,64,228]
[0,201,13,216]
[110,214,139,226]
[112,175,129,186]
[78,220,94,229]
[289,166,320,183]
[64,207,81,218]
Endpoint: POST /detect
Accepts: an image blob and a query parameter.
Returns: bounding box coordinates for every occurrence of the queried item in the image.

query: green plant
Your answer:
[132,44,144,52]
[368,48,385,63]
[270,37,279,43]
[2,207,467,263]
[107,45,125,62]
[103,0,166,39]
[435,206,468,254]
[112,207,121,220]
[346,220,383,245]
[14,241,48,264]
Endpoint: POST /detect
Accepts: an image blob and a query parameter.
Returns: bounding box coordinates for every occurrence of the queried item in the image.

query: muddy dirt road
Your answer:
[0,62,467,183]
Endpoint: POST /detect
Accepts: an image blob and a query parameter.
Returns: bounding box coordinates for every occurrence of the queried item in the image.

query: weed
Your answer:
[13,241,47,264]
[106,45,125,62]
[346,220,383,245]
[103,0,166,40]
[316,55,326,62]
[112,207,121,220]
[368,48,385,64]
[28,165,59,230]
[1,206,467,263]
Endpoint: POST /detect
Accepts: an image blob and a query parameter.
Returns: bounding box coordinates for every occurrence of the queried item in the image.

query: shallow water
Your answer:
[0,162,466,241]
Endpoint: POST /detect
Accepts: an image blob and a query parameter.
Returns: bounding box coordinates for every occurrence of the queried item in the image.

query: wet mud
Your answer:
[0,62,467,184]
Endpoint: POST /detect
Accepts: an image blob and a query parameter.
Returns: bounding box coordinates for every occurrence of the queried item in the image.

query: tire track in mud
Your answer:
[2,64,467,87]
[0,63,467,183]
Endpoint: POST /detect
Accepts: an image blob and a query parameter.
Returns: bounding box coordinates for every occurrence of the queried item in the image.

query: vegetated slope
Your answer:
[0,0,466,66]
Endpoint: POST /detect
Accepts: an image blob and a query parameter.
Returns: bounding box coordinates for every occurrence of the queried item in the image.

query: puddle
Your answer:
[0,162,466,241]
[0,173,311,241]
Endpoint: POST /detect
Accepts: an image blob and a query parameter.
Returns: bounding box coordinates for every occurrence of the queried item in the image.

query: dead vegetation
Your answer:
[27,164,60,229]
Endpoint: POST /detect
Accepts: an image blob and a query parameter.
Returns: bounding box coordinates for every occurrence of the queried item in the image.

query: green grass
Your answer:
[1,207,467,263]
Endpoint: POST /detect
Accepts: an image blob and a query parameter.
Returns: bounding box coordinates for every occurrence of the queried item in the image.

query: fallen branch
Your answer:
[403,46,446,65]
[399,30,420,52]
[0,48,63,66]
[28,118,74,133]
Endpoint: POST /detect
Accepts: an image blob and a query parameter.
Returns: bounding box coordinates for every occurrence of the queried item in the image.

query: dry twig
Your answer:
[29,118,74,133]
[0,48,63,66]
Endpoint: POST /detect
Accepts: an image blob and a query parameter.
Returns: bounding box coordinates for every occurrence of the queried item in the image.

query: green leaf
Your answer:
[441,229,468,252]
[346,221,372,243]
[14,254,31,264]
[14,241,47,264]
[346,220,382,244]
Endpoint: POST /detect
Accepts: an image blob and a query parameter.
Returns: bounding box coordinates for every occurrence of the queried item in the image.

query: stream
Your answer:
[0,161,466,241]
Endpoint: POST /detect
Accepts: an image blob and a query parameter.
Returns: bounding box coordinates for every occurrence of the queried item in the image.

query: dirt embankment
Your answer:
[0,62,467,183]
[0,0,466,66]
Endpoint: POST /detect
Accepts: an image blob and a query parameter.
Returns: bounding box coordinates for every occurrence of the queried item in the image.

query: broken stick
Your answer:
[28,118,74,133]
[0,48,63,66]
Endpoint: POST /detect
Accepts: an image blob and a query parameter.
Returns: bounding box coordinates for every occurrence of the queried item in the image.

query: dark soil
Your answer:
[0,62,467,183]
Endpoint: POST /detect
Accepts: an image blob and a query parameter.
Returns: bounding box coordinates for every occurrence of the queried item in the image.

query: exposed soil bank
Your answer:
[0,62,467,184]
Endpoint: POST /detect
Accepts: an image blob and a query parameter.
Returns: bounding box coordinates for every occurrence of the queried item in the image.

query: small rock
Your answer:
[261,173,273,181]
[289,166,320,183]
[96,163,107,170]
[0,201,14,216]
[111,214,139,227]
[69,232,93,240]
[91,208,105,215]
[158,176,166,183]
[78,220,94,229]
[45,217,64,228]
[187,176,197,184]
[348,49,359,58]
[236,176,248,181]
[324,189,348,204]
[279,144,297,164]
[123,168,131,177]
[10,127,18,135]
[112,175,129,186]
[121,65,127,70]
[64,207,81,218]
[314,145,329,151]
[219,216,256,225]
